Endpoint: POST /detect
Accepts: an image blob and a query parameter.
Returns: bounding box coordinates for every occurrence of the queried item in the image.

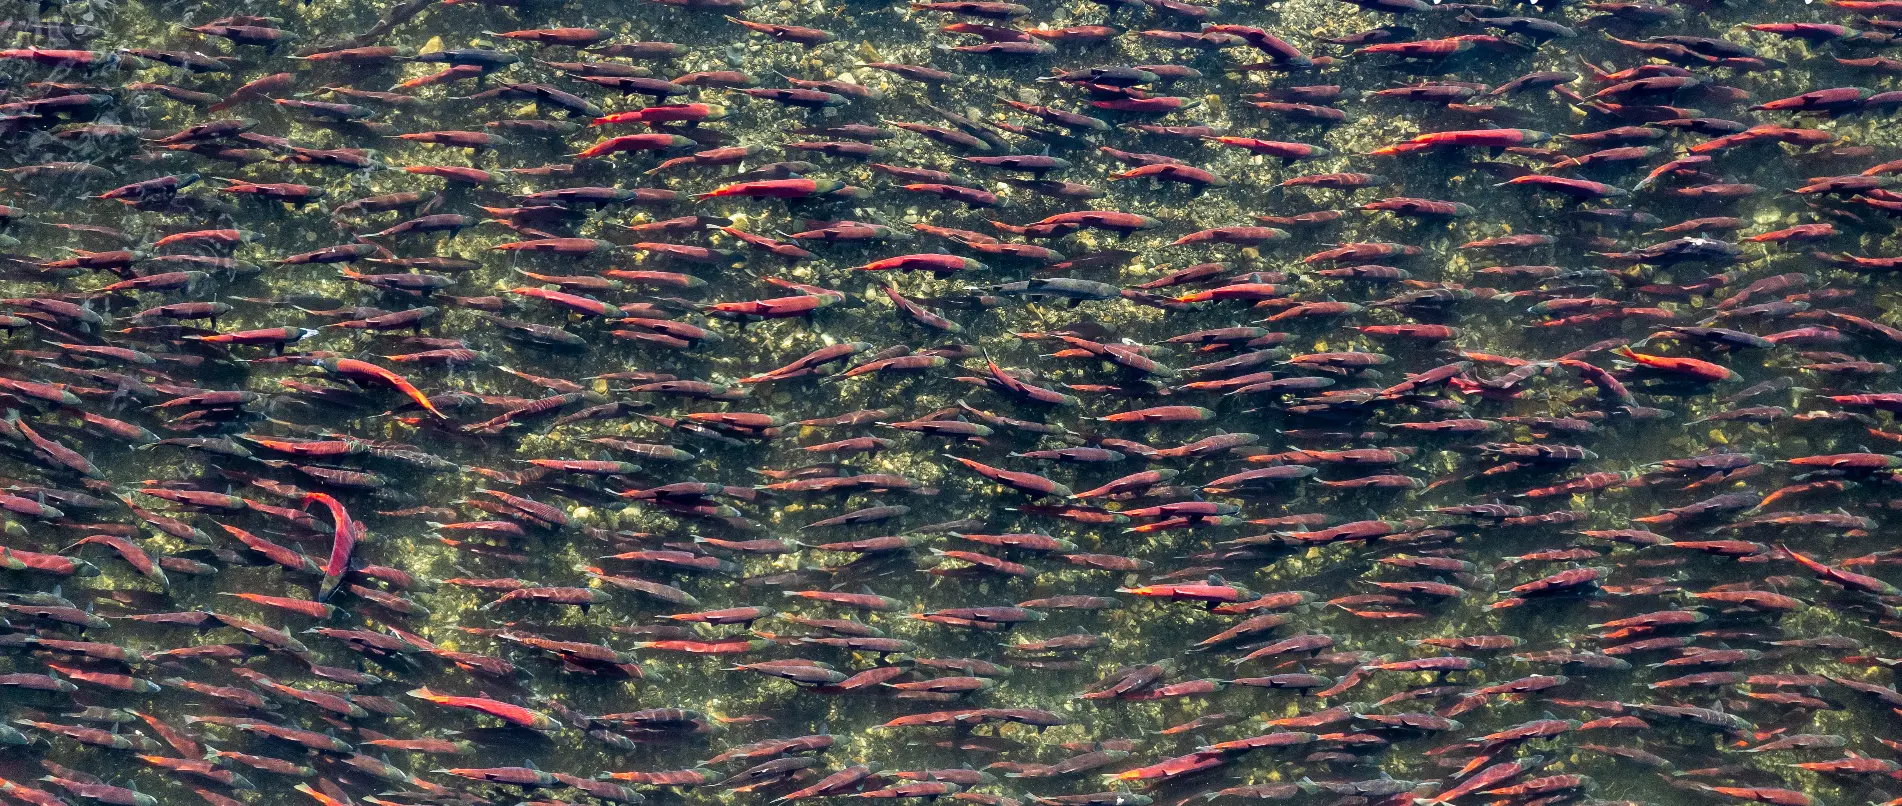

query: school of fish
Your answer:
[5,0,1902,804]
